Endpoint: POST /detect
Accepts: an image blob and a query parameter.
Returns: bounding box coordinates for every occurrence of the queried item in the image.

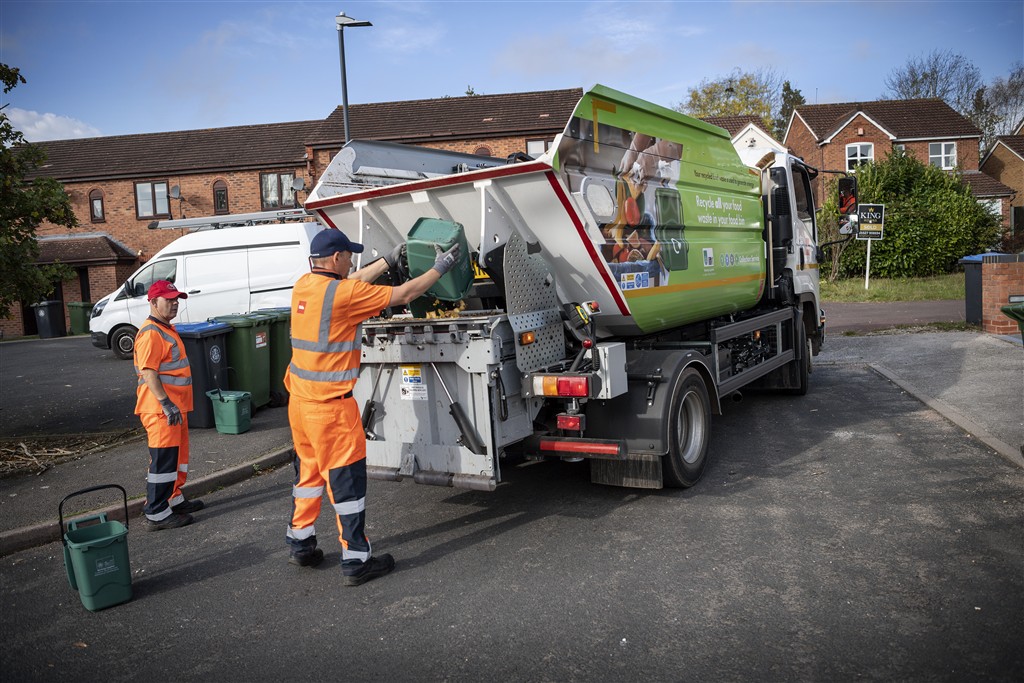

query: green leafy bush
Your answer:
[834,152,1001,278]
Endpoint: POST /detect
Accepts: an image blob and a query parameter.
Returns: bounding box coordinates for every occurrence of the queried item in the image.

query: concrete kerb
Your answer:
[0,445,294,557]
[868,363,1024,470]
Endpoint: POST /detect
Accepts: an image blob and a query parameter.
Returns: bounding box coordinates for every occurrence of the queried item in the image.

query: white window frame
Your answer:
[526,138,554,158]
[929,142,957,169]
[846,143,874,171]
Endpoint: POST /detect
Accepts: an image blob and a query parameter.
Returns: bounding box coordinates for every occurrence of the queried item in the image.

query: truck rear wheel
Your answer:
[110,325,138,360]
[662,367,711,488]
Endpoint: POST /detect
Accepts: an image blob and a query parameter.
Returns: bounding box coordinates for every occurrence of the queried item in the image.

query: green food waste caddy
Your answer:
[59,484,132,612]
[207,389,252,434]
[406,218,473,302]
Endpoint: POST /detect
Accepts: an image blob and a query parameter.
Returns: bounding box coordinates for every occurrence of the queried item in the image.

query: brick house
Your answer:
[6,88,581,338]
[979,124,1024,241]
[784,98,982,206]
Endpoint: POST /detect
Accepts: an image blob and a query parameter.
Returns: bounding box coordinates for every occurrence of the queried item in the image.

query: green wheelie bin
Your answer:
[256,307,292,407]
[67,301,94,335]
[211,313,274,409]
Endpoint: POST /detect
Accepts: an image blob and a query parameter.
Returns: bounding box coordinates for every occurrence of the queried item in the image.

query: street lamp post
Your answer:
[336,11,372,144]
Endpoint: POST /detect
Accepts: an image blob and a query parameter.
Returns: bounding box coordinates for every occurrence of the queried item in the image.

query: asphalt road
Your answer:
[0,335,139,436]
[1,358,1021,681]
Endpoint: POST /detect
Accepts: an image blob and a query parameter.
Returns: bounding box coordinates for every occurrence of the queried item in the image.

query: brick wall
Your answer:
[981,255,1024,336]
[981,146,1024,210]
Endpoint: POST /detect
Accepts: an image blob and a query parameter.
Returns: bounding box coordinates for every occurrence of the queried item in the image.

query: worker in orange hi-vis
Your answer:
[135,279,204,531]
[284,228,461,586]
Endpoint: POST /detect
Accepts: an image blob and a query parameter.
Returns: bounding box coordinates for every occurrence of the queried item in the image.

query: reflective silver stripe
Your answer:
[148,472,178,484]
[147,507,173,522]
[137,374,193,387]
[290,338,361,353]
[168,493,184,507]
[178,464,188,472]
[287,363,359,383]
[287,526,316,541]
[161,358,190,371]
[293,486,324,498]
[318,279,340,341]
[342,546,371,563]
[333,498,366,516]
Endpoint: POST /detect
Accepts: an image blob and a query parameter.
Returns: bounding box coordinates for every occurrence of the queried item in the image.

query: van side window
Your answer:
[127,260,177,298]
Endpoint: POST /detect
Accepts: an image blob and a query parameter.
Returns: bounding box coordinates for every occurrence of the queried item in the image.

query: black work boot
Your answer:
[172,498,205,514]
[343,553,395,587]
[146,511,194,531]
[289,548,324,567]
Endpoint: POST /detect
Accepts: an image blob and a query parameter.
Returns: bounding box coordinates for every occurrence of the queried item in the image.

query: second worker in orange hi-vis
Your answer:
[135,279,206,531]
[284,228,461,585]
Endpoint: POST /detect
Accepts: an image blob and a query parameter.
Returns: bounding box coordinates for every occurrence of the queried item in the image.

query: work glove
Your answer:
[160,397,183,426]
[384,243,405,270]
[432,243,461,276]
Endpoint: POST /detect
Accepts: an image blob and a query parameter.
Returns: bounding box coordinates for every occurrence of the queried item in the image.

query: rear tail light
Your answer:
[532,375,589,397]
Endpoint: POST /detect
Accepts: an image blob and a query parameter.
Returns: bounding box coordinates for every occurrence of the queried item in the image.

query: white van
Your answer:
[90,220,326,359]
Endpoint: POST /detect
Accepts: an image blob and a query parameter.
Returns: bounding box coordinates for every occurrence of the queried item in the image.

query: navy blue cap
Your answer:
[310,229,364,257]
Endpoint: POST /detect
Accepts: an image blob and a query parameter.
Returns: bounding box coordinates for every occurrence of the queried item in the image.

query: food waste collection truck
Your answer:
[305,85,843,491]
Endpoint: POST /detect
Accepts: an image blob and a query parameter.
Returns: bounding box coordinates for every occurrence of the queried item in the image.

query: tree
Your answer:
[883,49,983,115]
[985,63,1024,137]
[0,64,77,320]
[773,81,805,141]
[677,67,784,134]
[830,151,1000,279]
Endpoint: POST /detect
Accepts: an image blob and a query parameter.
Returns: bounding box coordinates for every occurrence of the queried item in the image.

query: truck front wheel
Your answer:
[110,325,138,360]
[662,367,711,488]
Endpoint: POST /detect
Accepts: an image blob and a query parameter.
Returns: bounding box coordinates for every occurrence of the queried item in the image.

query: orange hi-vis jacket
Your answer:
[134,317,193,414]
[285,270,391,402]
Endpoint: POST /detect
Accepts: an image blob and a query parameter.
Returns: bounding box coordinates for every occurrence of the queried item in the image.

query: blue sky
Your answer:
[1,0,1021,141]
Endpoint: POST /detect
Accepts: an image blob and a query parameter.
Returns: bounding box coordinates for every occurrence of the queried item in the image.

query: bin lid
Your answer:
[242,313,275,325]
[67,301,93,308]
[30,300,61,307]
[210,314,257,327]
[959,251,1006,263]
[176,321,232,337]
[255,307,291,321]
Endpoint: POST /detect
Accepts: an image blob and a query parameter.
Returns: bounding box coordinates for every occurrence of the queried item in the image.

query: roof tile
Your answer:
[795,98,980,141]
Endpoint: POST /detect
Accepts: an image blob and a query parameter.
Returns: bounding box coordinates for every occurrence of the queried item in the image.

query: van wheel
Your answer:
[662,367,711,488]
[110,325,138,360]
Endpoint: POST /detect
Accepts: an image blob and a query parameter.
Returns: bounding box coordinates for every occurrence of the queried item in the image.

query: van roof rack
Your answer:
[148,208,313,231]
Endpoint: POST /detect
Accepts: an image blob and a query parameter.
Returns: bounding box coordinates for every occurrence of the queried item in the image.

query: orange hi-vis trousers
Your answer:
[286,395,371,567]
[141,412,190,521]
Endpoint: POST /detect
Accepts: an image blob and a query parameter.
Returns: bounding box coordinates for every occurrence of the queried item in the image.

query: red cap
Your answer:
[147,280,188,301]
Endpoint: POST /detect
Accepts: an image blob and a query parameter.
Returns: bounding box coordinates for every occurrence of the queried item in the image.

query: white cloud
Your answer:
[6,108,101,141]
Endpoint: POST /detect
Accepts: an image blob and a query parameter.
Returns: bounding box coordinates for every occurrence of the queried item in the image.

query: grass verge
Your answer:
[820,273,964,302]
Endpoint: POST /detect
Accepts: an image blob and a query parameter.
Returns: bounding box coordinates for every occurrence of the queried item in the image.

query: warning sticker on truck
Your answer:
[400,365,427,401]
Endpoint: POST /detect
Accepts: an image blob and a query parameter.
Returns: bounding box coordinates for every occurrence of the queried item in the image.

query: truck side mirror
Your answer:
[838,177,858,216]
[771,187,793,246]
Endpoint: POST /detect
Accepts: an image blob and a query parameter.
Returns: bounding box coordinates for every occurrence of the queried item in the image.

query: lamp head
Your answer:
[336,12,372,28]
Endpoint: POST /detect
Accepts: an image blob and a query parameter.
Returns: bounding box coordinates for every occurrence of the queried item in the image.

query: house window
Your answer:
[89,189,105,223]
[846,143,874,171]
[135,181,169,219]
[893,144,906,155]
[978,198,1001,219]
[213,180,229,215]
[526,138,554,158]
[260,172,296,210]
[929,142,957,169]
